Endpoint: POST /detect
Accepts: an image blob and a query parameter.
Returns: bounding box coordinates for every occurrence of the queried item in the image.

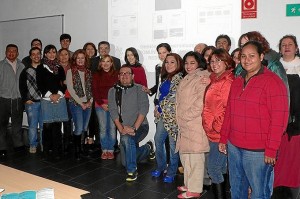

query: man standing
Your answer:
[60,33,73,56]
[90,41,121,73]
[19,47,43,154]
[215,34,231,52]
[22,38,42,68]
[108,66,154,182]
[0,44,25,159]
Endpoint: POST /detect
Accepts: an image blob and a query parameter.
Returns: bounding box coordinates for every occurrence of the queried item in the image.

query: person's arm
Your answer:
[66,69,85,105]
[19,69,29,103]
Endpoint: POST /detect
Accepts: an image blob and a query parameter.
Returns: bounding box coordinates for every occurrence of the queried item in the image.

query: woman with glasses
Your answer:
[202,48,234,198]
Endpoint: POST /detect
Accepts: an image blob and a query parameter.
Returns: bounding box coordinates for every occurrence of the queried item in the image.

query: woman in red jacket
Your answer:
[202,48,234,198]
[219,41,289,199]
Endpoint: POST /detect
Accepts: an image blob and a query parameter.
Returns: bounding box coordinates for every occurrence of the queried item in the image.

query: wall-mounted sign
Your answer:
[286,4,300,17]
[242,0,257,19]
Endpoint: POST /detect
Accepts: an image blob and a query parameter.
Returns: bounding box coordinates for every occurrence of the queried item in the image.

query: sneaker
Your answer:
[163,175,174,183]
[107,152,115,160]
[151,170,162,177]
[126,171,138,182]
[29,147,37,154]
[101,152,108,159]
[147,140,155,160]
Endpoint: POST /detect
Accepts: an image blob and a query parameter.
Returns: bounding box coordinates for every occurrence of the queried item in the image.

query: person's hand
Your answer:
[50,94,60,103]
[85,101,92,108]
[101,104,109,112]
[154,107,161,118]
[25,100,34,105]
[142,86,151,94]
[219,143,227,154]
[81,103,87,110]
[200,76,211,85]
[123,125,135,136]
[265,155,276,166]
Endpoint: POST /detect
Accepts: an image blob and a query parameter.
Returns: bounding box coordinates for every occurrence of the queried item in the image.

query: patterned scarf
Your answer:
[26,67,41,100]
[71,65,93,102]
[43,57,59,75]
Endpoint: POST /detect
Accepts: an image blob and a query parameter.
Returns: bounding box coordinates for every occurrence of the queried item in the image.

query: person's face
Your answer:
[165,56,177,74]
[58,50,69,64]
[158,47,170,62]
[85,44,96,58]
[76,53,85,66]
[185,56,198,74]
[101,57,113,72]
[30,49,41,65]
[280,38,298,58]
[204,49,213,64]
[232,51,240,67]
[216,38,230,51]
[6,47,19,62]
[99,44,110,57]
[240,44,264,75]
[194,44,206,54]
[210,54,227,77]
[31,41,42,50]
[126,50,136,65]
[119,67,134,86]
[45,48,57,61]
[240,36,249,48]
[60,39,71,49]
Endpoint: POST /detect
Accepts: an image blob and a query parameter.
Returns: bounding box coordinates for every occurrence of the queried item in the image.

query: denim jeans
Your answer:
[227,142,274,199]
[95,107,116,151]
[25,102,43,147]
[154,119,179,177]
[120,123,150,173]
[207,141,227,183]
[69,102,92,136]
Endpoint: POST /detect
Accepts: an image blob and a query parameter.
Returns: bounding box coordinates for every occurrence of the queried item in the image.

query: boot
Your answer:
[73,134,82,160]
[212,183,225,199]
[223,174,231,199]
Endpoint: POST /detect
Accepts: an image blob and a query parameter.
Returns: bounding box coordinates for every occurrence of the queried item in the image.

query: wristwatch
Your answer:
[132,126,137,133]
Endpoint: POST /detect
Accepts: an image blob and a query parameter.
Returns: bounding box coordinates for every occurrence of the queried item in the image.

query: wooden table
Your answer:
[0,164,89,199]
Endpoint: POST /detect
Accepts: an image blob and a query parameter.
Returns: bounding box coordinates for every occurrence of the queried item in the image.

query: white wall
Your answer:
[241,0,300,51]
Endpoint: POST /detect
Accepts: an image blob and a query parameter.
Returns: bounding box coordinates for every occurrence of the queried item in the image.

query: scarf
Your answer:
[43,57,59,75]
[71,65,93,102]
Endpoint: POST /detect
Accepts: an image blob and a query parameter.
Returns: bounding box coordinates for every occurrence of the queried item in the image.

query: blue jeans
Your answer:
[25,102,43,147]
[207,141,227,183]
[69,102,91,136]
[228,142,274,199]
[154,119,179,177]
[95,107,116,151]
[120,123,150,173]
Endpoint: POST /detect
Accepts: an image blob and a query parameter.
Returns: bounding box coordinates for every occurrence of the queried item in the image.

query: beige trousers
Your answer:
[180,153,205,193]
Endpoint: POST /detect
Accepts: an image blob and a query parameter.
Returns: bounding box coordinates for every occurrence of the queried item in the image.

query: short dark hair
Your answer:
[215,34,231,47]
[60,33,71,42]
[43,44,57,56]
[156,43,172,52]
[6,44,18,52]
[279,34,299,56]
[98,41,110,48]
[120,65,133,74]
[29,47,41,56]
[183,51,207,70]
[31,38,42,47]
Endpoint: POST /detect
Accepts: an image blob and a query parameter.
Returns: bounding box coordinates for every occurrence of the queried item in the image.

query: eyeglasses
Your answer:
[210,58,223,65]
[119,72,132,76]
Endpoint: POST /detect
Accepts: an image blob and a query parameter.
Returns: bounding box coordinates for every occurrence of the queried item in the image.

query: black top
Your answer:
[22,56,32,68]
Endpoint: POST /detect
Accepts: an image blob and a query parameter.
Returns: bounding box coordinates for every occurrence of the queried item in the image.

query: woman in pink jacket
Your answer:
[202,48,234,198]
[176,51,210,198]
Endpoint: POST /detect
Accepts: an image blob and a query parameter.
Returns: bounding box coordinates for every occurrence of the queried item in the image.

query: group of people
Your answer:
[0,31,299,199]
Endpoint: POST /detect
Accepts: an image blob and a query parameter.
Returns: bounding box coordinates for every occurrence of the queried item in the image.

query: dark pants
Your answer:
[43,122,63,154]
[0,97,24,150]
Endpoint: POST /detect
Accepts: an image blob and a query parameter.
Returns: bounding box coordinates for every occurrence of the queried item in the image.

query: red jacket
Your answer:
[131,65,148,87]
[220,67,289,158]
[202,70,234,142]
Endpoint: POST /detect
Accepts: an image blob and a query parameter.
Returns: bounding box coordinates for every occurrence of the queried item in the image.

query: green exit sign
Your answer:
[286,4,300,16]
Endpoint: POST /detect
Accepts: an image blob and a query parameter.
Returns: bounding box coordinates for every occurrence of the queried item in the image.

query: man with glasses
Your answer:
[108,66,154,182]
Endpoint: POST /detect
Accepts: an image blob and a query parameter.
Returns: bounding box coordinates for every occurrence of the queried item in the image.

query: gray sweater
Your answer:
[0,58,25,99]
[108,83,149,126]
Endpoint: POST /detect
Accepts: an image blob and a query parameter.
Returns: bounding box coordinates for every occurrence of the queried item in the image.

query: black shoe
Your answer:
[147,140,155,160]
[0,150,7,161]
[114,145,120,153]
[126,171,138,182]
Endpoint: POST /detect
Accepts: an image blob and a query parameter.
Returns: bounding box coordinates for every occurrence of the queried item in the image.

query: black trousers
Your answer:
[0,97,24,150]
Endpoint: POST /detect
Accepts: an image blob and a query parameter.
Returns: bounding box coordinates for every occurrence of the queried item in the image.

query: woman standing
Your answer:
[66,49,93,160]
[92,55,118,159]
[123,47,147,87]
[273,35,300,198]
[151,53,184,183]
[202,48,234,198]
[36,45,68,159]
[176,51,210,198]
[219,41,289,199]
